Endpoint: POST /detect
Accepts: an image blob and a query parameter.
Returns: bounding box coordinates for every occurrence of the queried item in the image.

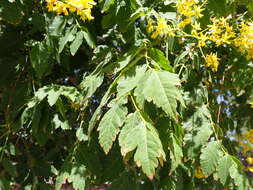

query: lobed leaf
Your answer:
[134,69,183,119]
[119,112,166,179]
[168,133,183,173]
[217,154,233,185]
[200,141,224,176]
[70,31,83,56]
[183,105,213,158]
[30,42,53,79]
[98,97,128,154]
[117,65,147,97]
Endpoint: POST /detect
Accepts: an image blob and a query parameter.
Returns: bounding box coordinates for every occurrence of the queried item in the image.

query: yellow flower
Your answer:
[246,166,253,173]
[193,5,204,18]
[46,0,56,11]
[248,101,253,108]
[197,32,208,47]
[147,19,154,33]
[246,157,253,164]
[195,167,206,179]
[156,17,168,34]
[234,21,253,59]
[45,0,96,21]
[176,0,205,28]
[147,17,175,39]
[177,0,200,17]
[178,17,192,28]
[245,129,253,144]
[205,52,219,72]
[192,22,201,31]
[239,141,252,154]
[207,17,235,46]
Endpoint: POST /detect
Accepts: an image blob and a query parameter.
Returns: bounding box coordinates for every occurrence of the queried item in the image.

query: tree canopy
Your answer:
[1,0,253,189]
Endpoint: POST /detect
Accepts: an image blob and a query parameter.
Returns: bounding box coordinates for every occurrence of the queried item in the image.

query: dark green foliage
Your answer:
[0,0,253,189]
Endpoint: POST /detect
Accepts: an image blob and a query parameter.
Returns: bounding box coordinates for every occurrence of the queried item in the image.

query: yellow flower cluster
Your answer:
[246,157,253,173]
[147,17,175,39]
[46,0,96,21]
[206,17,235,46]
[176,0,204,28]
[247,157,253,164]
[249,101,253,108]
[245,129,253,144]
[234,21,253,60]
[238,130,253,173]
[192,17,235,47]
[205,52,219,72]
[238,130,253,154]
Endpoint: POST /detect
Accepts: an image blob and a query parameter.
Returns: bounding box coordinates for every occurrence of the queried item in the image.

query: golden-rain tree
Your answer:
[1,0,253,189]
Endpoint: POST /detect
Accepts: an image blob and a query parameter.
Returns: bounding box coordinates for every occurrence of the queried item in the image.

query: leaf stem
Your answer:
[130,94,149,124]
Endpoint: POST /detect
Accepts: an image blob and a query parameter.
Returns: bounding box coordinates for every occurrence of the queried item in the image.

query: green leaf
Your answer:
[70,31,83,56]
[60,86,80,102]
[119,112,166,179]
[0,1,23,25]
[168,133,183,173]
[28,85,80,108]
[160,169,185,190]
[91,45,112,67]
[0,178,11,190]
[217,154,233,185]
[148,48,173,72]
[100,0,116,12]
[55,170,68,190]
[69,165,86,190]
[76,127,88,142]
[31,104,51,146]
[183,105,213,158]
[47,86,62,106]
[104,43,145,75]
[248,2,253,14]
[55,161,86,190]
[207,0,230,16]
[88,69,123,137]
[88,87,113,137]
[128,7,150,26]
[80,73,104,99]
[59,25,77,53]
[108,170,137,190]
[8,143,16,156]
[34,86,50,102]
[2,158,17,177]
[200,141,224,176]
[117,65,147,97]
[98,97,128,153]
[81,28,96,49]
[74,144,103,179]
[174,50,188,65]
[30,42,53,79]
[134,69,183,119]
[0,58,19,87]
[229,160,250,190]
[52,114,70,130]
[48,15,67,36]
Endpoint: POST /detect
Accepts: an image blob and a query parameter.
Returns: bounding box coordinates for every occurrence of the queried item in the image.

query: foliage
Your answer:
[1,0,253,189]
